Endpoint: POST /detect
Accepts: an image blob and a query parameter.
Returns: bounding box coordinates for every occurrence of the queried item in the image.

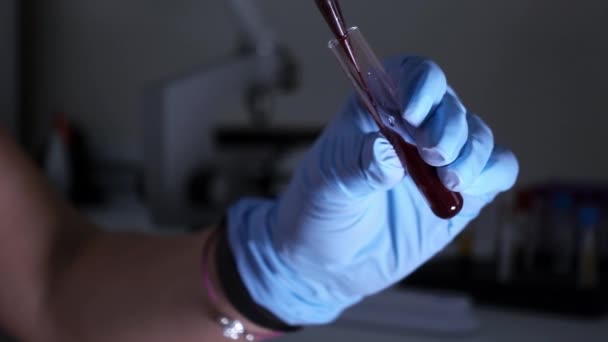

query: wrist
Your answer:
[215,215,302,333]
[203,224,297,340]
[225,199,359,325]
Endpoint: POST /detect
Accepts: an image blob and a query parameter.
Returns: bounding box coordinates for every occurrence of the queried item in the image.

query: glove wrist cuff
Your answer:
[215,215,302,333]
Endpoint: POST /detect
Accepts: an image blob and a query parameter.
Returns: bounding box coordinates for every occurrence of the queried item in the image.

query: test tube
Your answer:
[328,27,463,219]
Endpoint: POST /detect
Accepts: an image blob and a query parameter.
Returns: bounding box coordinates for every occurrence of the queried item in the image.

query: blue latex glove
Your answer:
[226,56,519,326]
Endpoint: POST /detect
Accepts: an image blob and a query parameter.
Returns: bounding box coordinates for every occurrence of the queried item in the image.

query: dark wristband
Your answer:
[215,217,302,333]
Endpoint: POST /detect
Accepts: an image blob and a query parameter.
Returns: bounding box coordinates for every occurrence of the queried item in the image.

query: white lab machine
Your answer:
[142,0,313,227]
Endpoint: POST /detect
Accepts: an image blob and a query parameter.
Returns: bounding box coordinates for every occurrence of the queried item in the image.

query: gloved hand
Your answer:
[226,56,519,326]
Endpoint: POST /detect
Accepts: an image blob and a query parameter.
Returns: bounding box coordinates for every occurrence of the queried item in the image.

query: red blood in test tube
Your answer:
[315,0,463,219]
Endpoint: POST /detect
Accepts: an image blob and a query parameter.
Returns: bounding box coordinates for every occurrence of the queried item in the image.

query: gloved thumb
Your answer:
[294,121,405,201]
[352,132,405,196]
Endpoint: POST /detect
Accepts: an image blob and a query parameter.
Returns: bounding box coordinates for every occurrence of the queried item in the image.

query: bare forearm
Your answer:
[49,230,209,341]
[0,128,90,339]
[0,128,274,341]
[48,228,274,342]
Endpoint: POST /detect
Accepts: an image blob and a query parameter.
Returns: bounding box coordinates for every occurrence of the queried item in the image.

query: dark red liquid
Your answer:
[315,0,463,219]
[383,129,463,219]
[314,0,358,72]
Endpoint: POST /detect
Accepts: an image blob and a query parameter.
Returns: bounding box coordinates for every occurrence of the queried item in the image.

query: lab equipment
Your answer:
[404,182,608,318]
[315,0,463,219]
[142,1,305,226]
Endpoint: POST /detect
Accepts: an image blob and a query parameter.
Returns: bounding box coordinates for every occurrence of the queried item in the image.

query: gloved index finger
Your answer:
[398,57,448,128]
[414,91,468,167]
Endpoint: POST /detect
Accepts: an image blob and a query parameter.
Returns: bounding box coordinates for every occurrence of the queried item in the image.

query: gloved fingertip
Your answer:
[362,134,405,191]
[399,59,447,128]
[441,169,462,191]
[494,146,520,191]
[420,147,448,167]
[459,145,520,197]
[403,95,433,127]
[374,136,401,167]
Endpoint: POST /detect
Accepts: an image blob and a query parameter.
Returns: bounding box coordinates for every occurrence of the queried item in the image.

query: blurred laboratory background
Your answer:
[2,0,608,341]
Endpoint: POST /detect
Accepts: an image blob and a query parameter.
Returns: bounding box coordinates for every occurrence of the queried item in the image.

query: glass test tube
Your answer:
[328,27,463,219]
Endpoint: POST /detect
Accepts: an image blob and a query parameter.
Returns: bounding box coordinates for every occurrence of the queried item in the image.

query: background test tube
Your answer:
[328,27,464,219]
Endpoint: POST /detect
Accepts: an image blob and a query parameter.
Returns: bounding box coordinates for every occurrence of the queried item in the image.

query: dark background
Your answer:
[5,0,607,186]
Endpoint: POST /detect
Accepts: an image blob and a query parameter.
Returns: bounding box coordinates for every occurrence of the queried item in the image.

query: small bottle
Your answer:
[471,200,500,264]
[497,219,516,284]
[522,191,542,272]
[44,113,74,199]
[497,193,526,283]
[577,205,601,289]
[549,192,576,275]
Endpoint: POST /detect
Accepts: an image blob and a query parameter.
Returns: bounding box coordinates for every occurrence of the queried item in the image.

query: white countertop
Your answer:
[279,295,608,342]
